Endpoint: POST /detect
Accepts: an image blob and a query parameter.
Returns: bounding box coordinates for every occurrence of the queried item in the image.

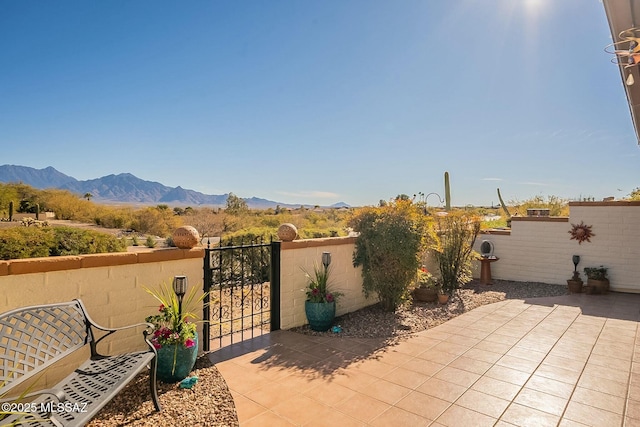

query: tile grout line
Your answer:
[477,301,585,425]
[424,299,553,425]
[553,309,611,427]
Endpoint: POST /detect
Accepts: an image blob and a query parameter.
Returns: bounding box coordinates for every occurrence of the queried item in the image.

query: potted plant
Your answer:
[584,266,609,294]
[567,271,583,294]
[302,253,343,332]
[413,267,438,303]
[144,277,209,383]
[437,281,449,304]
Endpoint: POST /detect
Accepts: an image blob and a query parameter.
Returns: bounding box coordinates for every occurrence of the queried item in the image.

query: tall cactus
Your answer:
[444,171,451,211]
[9,200,13,221]
[35,203,40,220]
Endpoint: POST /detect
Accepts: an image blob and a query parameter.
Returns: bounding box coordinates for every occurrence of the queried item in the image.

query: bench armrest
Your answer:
[73,299,155,358]
[90,321,154,333]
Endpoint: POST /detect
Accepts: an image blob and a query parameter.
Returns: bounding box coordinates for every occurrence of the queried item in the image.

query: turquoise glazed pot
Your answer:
[156,334,198,383]
[304,301,336,332]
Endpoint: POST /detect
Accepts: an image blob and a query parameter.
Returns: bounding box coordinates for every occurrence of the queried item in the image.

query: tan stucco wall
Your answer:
[474,202,640,293]
[279,237,373,329]
[0,239,373,386]
[0,248,204,387]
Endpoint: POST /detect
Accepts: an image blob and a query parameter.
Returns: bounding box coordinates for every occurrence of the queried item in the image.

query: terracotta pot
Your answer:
[587,278,609,294]
[414,288,438,303]
[567,279,583,294]
[438,293,449,304]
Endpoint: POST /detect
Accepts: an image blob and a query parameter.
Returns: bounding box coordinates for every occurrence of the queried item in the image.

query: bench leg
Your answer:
[149,357,162,411]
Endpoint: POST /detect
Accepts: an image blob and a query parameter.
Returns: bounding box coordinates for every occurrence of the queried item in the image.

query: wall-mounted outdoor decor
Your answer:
[568,221,595,245]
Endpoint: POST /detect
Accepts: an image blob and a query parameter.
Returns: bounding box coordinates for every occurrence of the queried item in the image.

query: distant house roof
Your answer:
[603,0,640,145]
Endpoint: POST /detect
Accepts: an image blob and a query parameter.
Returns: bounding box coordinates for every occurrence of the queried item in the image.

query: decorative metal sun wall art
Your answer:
[568,221,595,245]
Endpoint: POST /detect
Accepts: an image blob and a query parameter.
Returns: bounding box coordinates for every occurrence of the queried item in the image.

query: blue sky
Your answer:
[1,0,638,207]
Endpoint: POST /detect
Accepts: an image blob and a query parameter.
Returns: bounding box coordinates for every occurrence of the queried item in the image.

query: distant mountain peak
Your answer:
[0,165,345,209]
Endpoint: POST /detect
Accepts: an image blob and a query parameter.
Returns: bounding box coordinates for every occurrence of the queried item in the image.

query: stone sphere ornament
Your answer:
[277,223,298,242]
[172,226,200,249]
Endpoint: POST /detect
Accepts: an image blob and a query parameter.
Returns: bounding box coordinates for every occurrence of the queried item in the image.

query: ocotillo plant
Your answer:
[497,188,511,219]
[444,171,451,211]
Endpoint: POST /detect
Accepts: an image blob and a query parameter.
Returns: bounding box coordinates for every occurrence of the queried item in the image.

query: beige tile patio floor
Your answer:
[209,292,640,426]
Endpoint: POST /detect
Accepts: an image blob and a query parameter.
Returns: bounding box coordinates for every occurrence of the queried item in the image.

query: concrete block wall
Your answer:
[0,248,204,387]
[475,201,640,293]
[279,237,372,329]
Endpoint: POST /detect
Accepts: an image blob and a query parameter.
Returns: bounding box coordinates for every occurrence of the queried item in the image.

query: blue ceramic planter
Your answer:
[156,334,198,383]
[304,301,336,332]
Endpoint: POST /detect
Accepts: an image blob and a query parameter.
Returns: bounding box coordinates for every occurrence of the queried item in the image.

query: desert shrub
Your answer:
[349,199,427,311]
[93,207,136,229]
[223,227,275,244]
[0,226,125,259]
[50,227,126,256]
[428,212,480,296]
[0,227,54,260]
[509,195,569,217]
[131,207,182,237]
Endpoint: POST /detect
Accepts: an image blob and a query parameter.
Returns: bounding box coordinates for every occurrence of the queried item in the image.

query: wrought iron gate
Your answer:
[203,239,280,351]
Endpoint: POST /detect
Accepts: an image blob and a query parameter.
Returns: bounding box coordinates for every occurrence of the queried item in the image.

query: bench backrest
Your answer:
[0,300,91,395]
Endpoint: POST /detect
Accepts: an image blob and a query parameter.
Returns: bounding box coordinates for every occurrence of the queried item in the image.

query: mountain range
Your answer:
[0,165,350,209]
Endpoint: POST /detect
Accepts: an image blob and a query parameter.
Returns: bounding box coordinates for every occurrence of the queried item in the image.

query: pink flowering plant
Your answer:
[302,262,343,304]
[143,281,209,351]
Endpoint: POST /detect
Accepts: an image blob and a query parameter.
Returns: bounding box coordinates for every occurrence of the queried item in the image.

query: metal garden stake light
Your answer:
[571,255,581,282]
[572,255,580,273]
[322,252,331,271]
[173,275,188,326]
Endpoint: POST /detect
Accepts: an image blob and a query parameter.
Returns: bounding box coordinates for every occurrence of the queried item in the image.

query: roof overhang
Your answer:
[602,0,640,145]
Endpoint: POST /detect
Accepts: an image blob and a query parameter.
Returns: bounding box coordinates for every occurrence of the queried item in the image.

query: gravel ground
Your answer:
[87,355,239,427]
[291,279,568,340]
[86,279,565,426]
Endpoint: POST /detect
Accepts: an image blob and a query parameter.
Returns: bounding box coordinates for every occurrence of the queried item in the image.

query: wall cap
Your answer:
[569,201,640,207]
[3,248,204,276]
[511,216,569,222]
[281,236,357,250]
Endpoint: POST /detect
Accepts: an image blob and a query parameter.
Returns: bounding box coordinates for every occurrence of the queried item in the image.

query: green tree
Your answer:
[349,199,427,311]
[84,193,93,201]
[225,193,248,214]
[629,188,640,200]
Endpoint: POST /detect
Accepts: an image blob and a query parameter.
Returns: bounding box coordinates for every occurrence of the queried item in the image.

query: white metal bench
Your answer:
[0,299,160,426]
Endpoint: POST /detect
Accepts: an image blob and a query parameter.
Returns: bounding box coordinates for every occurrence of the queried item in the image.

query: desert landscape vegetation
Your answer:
[1,180,639,260]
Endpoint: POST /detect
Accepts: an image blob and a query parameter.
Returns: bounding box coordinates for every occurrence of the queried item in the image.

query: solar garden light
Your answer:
[173,275,188,323]
[322,252,331,271]
[571,255,581,281]
[572,255,580,273]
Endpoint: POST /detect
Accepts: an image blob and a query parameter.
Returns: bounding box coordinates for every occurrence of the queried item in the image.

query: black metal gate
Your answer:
[203,239,280,351]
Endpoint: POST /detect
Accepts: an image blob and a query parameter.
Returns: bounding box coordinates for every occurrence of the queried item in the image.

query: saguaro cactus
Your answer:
[35,203,40,220]
[444,171,451,211]
[9,201,13,221]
